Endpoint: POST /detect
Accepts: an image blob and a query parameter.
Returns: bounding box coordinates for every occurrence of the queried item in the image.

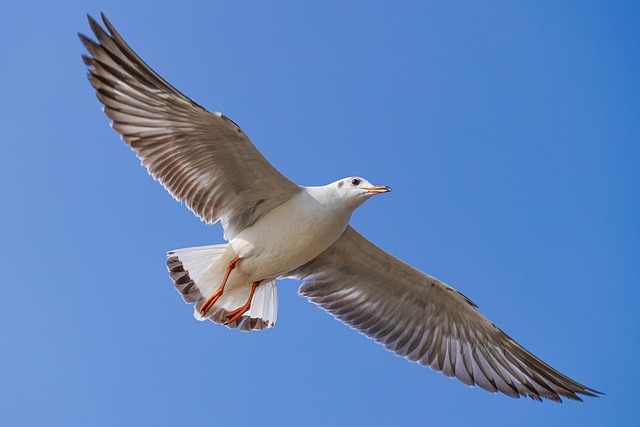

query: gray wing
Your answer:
[287,226,601,402]
[80,14,301,238]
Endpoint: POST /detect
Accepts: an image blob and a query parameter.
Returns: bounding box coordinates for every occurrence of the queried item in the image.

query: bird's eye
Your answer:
[351,178,361,186]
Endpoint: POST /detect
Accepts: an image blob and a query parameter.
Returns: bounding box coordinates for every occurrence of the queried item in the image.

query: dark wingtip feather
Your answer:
[89,14,109,40]
[86,14,101,36]
[81,55,94,67]
[100,12,121,42]
[100,11,110,26]
[77,32,97,51]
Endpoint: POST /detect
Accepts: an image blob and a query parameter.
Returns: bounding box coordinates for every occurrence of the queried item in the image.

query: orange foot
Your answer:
[200,257,240,316]
[224,281,261,325]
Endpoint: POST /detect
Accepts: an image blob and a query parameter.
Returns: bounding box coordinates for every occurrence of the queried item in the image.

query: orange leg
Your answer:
[224,280,262,325]
[200,257,240,316]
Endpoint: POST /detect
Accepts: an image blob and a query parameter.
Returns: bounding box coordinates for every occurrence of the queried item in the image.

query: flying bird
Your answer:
[80,13,601,402]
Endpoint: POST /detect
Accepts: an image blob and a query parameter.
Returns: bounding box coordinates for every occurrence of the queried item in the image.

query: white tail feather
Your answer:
[166,244,278,331]
[246,281,278,326]
[169,244,227,295]
[200,280,278,329]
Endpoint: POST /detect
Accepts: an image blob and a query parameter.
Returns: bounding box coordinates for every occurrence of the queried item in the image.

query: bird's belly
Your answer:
[229,197,348,281]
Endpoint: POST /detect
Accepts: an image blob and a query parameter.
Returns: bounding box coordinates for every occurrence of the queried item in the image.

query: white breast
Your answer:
[229,189,352,282]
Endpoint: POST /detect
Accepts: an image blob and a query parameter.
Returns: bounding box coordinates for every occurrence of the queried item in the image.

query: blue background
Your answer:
[2,1,638,425]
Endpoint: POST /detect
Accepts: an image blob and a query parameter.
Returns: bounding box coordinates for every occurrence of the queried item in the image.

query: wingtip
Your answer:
[84,12,111,36]
[86,13,97,27]
[77,32,98,55]
[585,387,605,398]
[100,12,118,38]
[77,31,88,43]
[81,54,94,67]
[77,32,92,44]
[554,384,603,402]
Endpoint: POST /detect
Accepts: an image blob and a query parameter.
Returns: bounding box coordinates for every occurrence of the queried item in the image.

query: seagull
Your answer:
[79,13,601,402]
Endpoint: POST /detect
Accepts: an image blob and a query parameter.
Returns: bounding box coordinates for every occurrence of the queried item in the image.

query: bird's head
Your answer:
[330,176,391,209]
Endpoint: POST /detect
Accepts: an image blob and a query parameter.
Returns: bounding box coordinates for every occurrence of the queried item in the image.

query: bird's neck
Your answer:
[304,186,361,222]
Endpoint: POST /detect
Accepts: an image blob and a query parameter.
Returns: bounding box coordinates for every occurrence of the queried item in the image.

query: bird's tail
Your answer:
[166,244,277,331]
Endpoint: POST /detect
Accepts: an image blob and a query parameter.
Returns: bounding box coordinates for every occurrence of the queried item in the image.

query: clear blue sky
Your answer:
[2,1,638,425]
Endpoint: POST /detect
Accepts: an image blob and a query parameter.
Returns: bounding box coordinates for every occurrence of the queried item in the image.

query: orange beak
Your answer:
[364,185,392,194]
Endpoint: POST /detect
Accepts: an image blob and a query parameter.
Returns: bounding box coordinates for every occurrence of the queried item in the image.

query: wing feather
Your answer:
[287,226,601,402]
[80,14,301,238]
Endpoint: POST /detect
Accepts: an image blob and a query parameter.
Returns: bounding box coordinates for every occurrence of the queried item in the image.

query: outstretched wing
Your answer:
[80,14,301,238]
[287,226,601,402]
